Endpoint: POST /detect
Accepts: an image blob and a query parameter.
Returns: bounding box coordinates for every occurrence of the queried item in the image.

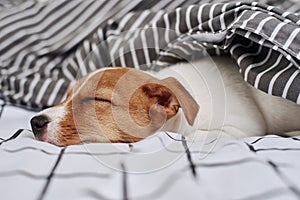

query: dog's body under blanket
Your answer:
[31,56,300,146]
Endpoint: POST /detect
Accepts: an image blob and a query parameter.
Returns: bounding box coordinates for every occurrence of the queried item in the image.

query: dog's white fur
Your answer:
[36,105,65,144]
[157,56,300,140]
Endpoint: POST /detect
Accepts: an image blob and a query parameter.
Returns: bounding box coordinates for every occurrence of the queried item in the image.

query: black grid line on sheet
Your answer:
[267,161,300,199]
[246,143,300,153]
[37,148,66,200]
[250,136,300,146]
[164,131,185,142]
[181,136,197,178]
[292,137,300,142]
[0,170,110,180]
[250,136,269,144]
[1,146,132,156]
[158,135,201,154]
[121,162,129,200]
[2,146,60,155]
[128,143,134,151]
[164,131,219,145]
[246,141,300,199]
[255,147,300,152]
[0,129,24,146]
[245,142,257,153]
[54,172,110,179]
[243,142,300,154]
[0,170,47,180]
[0,102,6,118]
[249,135,292,144]
[192,157,269,168]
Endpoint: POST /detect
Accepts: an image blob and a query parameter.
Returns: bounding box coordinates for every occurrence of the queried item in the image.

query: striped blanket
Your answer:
[0,0,300,110]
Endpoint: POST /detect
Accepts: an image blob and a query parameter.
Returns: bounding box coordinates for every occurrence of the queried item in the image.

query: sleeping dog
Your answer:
[30,56,300,146]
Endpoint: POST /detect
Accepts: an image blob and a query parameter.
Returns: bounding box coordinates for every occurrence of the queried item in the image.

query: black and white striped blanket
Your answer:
[0,0,300,110]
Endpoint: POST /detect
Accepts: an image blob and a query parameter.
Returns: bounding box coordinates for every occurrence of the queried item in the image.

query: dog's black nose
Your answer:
[30,115,49,136]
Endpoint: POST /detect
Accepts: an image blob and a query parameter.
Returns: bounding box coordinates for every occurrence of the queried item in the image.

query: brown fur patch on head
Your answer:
[57,68,139,145]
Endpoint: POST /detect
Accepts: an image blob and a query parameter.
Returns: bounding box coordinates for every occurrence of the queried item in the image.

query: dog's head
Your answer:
[30,67,199,146]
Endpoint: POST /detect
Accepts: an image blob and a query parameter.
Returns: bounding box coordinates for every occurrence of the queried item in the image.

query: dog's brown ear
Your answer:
[161,77,199,126]
[142,83,180,121]
[142,77,199,126]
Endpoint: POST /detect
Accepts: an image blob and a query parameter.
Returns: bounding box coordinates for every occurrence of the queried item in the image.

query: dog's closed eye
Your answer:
[82,97,111,104]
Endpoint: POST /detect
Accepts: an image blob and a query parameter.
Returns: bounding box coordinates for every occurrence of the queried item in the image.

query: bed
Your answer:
[1,105,300,200]
[1,0,300,199]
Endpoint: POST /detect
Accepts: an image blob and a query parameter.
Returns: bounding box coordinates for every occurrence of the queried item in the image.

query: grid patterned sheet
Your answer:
[1,104,300,200]
[1,0,300,110]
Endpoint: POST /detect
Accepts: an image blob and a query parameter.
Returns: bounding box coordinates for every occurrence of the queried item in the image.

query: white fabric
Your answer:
[0,106,300,200]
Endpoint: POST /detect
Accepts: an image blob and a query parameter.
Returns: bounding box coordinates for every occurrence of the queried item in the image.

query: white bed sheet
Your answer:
[0,105,300,200]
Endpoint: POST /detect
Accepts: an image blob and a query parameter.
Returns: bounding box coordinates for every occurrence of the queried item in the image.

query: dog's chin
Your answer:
[35,133,61,146]
[35,131,89,146]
